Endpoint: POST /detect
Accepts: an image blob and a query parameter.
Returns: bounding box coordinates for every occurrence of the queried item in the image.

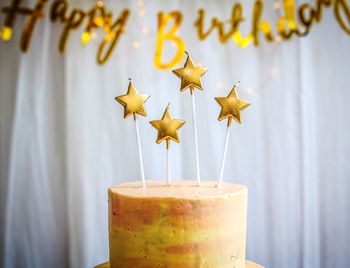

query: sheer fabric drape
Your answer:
[1,0,349,267]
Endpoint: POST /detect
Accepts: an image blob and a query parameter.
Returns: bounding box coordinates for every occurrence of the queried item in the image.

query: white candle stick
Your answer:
[115,78,150,188]
[191,90,201,186]
[218,123,231,187]
[214,81,251,186]
[172,52,207,186]
[134,115,146,188]
[166,140,171,186]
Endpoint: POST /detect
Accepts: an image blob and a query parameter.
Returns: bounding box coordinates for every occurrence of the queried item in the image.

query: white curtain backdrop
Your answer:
[1,0,350,267]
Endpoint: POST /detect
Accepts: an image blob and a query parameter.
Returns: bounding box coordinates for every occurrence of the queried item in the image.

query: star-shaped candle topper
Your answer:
[115,79,150,188]
[150,104,186,149]
[215,81,251,187]
[172,52,208,94]
[115,79,150,120]
[215,82,251,126]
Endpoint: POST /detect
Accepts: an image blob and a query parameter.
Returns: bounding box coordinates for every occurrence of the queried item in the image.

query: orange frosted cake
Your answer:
[99,180,258,268]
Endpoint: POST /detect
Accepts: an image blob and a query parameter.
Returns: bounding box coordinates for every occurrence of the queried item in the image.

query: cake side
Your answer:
[108,180,247,268]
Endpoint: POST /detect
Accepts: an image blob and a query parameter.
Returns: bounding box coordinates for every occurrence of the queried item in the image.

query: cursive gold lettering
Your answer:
[154,11,185,69]
[97,9,130,64]
[20,0,48,52]
[334,0,350,34]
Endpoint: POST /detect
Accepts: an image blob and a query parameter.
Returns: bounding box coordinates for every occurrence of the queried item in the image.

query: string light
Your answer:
[141,27,149,35]
[271,67,278,76]
[91,32,98,40]
[81,31,91,45]
[245,87,254,95]
[273,1,281,9]
[275,35,282,42]
[138,9,145,17]
[94,17,104,27]
[133,41,140,48]
[137,0,144,8]
[1,26,12,41]
[97,1,104,8]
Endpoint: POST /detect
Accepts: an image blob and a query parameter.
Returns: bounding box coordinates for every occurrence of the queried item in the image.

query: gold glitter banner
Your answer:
[1,0,349,69]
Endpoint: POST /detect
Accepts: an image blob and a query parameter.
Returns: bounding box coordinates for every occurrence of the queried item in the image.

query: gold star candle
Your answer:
[215,82,251,186]
[115,79,150,187]
[172,52,207,185]
[172,52,208,94]
[150,105,185,185]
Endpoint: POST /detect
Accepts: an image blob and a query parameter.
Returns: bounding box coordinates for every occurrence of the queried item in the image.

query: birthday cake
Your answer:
[95,180,263,268]
[96,52,263,267]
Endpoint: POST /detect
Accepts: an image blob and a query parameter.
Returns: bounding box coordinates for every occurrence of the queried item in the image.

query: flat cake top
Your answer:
[109,180,247,199]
